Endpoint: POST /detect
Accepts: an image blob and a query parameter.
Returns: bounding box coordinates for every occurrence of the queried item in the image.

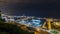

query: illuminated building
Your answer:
[0,10,1,19]
[31,19,42,27]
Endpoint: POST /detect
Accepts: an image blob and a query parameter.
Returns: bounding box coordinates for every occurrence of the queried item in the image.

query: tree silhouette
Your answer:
[0,22,34,34]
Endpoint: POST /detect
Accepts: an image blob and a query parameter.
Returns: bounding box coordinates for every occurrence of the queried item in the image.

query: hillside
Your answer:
[0,20,34,34]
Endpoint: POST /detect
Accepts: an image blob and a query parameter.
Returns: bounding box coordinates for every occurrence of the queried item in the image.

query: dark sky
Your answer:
[0,0,60,18]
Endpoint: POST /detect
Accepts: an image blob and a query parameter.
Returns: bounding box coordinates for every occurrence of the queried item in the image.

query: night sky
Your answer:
[0,0,60,18]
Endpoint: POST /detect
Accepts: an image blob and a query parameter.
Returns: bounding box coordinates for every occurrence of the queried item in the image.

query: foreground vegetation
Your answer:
[0,19,34,34]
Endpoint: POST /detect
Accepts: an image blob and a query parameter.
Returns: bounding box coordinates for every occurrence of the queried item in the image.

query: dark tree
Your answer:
[0,22,34,34]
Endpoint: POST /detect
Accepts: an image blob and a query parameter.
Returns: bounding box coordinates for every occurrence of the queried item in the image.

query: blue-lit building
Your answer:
[15,17,46,27]
[31,19,41,27]
[29,18,46,27]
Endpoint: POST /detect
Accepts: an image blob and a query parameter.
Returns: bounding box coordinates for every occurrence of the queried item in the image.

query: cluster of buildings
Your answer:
[0,11,60,30]
[1,14,46,28]
[0,11,60,34]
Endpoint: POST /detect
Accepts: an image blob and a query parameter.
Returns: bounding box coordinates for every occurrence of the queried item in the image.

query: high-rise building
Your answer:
[0,11,5,22]
[0,10,1,19]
